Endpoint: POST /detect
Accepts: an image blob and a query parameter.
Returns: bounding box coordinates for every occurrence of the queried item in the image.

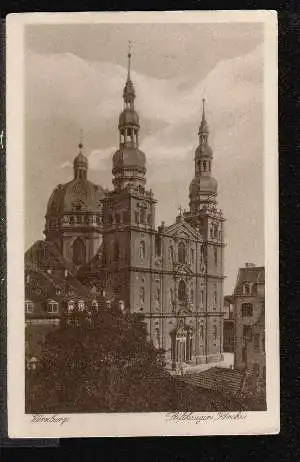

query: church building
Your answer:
[26,49,226,371]
[80,50,226,370]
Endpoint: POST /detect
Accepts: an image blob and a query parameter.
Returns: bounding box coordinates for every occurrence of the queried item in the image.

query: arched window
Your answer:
[190,284,194,303]
[140,208,146,225]
[155,235,161,257]
[178,242,186,264]
[78,300,85,311]
[213,325,217,341]
[92,300,98,312]
[68,300,75,313]
[73,237,86,265]
[200,290,204,305]
[169,289,174,308]
[169,245,174,263]
[200,325,204,340]
[203,161,207,172]
[178,280,186,302]
[25,300,34,313]
[140,241,145,259]
[48,300,58,313]
[214,248,218,266]
[114,239,119,261]
[139,287,145,304]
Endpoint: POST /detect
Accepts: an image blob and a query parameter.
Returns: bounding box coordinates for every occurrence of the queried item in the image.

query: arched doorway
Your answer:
[73,237,86,265]
[170,320,194,371]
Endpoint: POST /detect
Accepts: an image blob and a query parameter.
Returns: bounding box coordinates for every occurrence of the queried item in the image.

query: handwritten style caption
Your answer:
[31,414,70,426]
[166,411,247,424]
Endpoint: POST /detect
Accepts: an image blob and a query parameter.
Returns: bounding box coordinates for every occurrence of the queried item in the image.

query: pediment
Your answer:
[173,262,194,275]
[164,220,199,240]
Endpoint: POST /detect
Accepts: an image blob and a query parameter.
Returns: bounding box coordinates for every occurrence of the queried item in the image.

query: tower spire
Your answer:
[127,40,132,81]
[74,128,88,180]
[79,128,83,152]
[202,98,206,122]
[199,97,209,136]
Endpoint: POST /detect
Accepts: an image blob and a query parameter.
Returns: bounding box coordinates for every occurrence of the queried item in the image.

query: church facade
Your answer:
[30,50,226,371]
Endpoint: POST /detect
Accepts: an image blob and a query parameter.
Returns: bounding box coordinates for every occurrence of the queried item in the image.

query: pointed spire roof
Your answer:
[74,130,88,177]
[123,41,136,102]
[198,98,209,135]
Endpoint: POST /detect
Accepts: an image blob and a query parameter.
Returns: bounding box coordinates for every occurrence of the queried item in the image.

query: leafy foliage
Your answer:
[26,304,246,413]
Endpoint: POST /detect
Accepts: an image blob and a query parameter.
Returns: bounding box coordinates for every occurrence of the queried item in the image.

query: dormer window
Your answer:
[25,300,34,313]
[92,300,98,312]
[243,283,251,295]
[48,300,58,313]
[68,300,75,313]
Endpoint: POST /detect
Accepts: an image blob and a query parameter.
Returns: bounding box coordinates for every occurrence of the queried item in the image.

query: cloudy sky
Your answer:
[25,22,264,294]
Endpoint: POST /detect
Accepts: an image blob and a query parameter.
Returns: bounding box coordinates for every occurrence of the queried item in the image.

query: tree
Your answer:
[26,303,177,413]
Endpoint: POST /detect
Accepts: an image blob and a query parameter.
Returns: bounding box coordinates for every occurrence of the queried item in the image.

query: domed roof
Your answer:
[113,146,146,172]
[119,108,140,128]
[189,175,218,196]
[46,178,105,217]
[195,143,213,158]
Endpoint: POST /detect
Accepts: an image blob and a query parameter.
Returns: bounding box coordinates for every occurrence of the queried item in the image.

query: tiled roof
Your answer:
[234,266,265,295]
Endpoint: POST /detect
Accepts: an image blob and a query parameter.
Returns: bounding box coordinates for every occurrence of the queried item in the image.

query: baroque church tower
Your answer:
[100,47,157,307]
[97,50,225,369]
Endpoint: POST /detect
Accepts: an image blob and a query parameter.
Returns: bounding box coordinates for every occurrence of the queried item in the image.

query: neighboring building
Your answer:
[233,263,265,381]
[80,51,225,370]
[26,50,226,371]
[223,295,234,352]
[25,240,101,367]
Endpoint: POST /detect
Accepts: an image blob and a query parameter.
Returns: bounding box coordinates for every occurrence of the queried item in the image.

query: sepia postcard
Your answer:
[6,10,279,437]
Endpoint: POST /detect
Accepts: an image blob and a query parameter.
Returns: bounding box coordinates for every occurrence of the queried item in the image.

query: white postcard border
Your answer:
[6,10,279,438]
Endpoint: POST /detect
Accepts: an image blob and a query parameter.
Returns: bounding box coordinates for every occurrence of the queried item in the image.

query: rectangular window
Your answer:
[115,213,120,224]
[242,303,253,317]
[214,290,217,305]
[200,290,204,305]
[254,334,260,349]
[48,302,58,313]
[243,325,252,341]
[135,211,139,224]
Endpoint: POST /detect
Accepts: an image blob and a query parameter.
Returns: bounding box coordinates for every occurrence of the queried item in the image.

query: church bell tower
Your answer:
[101,45,157,309]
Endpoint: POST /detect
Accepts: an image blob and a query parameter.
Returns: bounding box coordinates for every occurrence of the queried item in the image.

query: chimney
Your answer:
[245,263,255,268]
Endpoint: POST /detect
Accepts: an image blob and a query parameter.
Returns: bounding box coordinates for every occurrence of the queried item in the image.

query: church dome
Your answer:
[195,143,213,158]
[118,108,140,128]
[189,175,218,196]
[112,146,146,173]
[46,179,105,217]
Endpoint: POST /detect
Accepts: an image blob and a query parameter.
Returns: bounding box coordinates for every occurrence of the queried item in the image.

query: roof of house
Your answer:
[233,266,265,296]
